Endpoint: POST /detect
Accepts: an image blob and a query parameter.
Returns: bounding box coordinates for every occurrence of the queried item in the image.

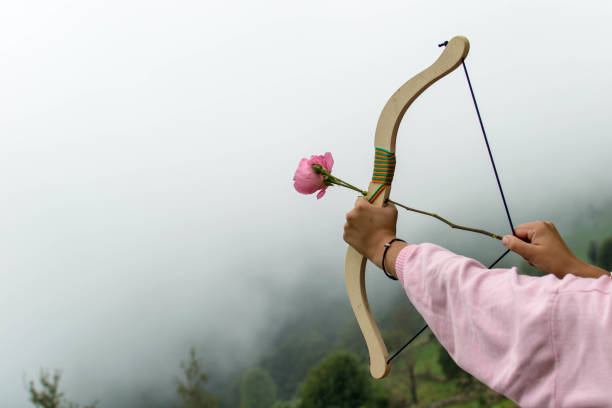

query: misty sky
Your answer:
[1,1,612,406]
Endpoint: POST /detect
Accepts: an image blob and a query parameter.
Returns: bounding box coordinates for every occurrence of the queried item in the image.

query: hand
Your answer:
[502,221,606,279]
[343,197,401,269]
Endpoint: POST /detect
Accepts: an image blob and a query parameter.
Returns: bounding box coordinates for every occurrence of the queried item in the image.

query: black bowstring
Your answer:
[462,58,516,237]
[387,41,516,364]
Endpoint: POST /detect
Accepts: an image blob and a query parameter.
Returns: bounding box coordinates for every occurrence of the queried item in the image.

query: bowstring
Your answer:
[387,41,516,364]
[461,58,516,237]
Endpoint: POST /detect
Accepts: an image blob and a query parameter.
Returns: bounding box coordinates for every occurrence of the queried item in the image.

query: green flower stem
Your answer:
[386,199,502,240]
[330,178,367,196]
[313,165,502,241]
[317,167,368,196]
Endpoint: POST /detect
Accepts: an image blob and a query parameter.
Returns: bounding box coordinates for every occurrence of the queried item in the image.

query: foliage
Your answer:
[369,380,392,408]
[337,320,368,360]
[261,330,331,400]
[379,298,426,405]
[438,344,464,381]
[597,237,612,270]
[300,351,388,408]
[271,400,300,408]
[173,347,217,408]
[216,377,241,408]
[29,370,62,408]
[240,368,277,408]
[28,369,98,408]
[587,240,598,264]
[383,297,424,334]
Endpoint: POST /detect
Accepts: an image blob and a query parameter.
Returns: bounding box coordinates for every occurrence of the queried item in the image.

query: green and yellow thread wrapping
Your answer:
[368,147,396,203]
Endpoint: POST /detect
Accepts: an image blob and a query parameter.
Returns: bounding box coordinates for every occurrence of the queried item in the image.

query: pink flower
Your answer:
[293,152,334,199]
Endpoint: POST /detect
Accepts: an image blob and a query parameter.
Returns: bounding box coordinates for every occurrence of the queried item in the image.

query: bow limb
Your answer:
[345,36,470,379]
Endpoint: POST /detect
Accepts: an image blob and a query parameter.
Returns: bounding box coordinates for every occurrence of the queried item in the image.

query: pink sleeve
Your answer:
[396,243,612,407]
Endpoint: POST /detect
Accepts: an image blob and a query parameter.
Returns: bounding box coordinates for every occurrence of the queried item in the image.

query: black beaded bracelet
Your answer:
[382,238,406,280]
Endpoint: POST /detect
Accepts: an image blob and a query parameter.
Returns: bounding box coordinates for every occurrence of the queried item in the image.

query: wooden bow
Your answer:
[345,36,470,379]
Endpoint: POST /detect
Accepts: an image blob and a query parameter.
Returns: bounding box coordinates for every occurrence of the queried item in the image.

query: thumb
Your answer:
[383,201,397,214]
[502,235,534,259]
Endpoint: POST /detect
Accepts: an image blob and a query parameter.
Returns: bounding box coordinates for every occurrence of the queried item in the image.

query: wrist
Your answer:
[381,239,408,280]
[557,256,583,278]
[579,262,610,279]
[382,240,408,280]
[562,257,609,279]
[369,234,397,269]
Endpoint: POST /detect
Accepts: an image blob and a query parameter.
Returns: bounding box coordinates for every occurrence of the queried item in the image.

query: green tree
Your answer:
[29,370,62,408]
[369,381,391,408]
[437,344,474,391]
[271,401,299,408]
[173,347,217,408]
[588,240,598,265]
[380,298,423,405]
[438,345,462,380]
[300,351,388,408]
[261,330,330,399]
[28,369,98,408]
[597,238,612,270]
[271,400,301,408]
[240,368,277,408]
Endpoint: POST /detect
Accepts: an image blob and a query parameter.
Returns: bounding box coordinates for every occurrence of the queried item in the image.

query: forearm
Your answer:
[367,237,408,279]
[568,260,609,279]
[552,253,609,279]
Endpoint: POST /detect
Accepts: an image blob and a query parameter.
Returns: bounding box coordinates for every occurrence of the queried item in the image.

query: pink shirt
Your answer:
[396,243,612,407]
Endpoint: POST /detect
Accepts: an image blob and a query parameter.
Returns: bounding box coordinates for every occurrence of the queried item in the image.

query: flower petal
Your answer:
[316,186,328,199]
[293,157,325,194]
[322,152,334,172]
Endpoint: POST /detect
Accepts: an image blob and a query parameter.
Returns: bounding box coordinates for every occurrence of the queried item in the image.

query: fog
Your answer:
[1,1,611,405]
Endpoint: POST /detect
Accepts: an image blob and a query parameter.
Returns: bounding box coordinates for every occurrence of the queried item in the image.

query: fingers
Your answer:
[384,201,397,211]
[342,222,350,243]
[514,221,545,241]
[355,196,368,206]
[351,196,396,216]
[348,198,367,224]
[355,195,396,208]
[503,221,557,258]
[514,222,541,230]
[513,225,531,241]
[514,221,558,243]
[384,202,398,219]
[502,234,535,259]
